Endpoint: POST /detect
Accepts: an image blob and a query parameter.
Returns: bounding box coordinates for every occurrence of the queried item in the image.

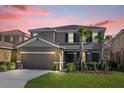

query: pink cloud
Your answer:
[5,5,32,11]
[0,15,21,20]
[93,17,124,35]
[0,15,76,33]
[2,5,51,16]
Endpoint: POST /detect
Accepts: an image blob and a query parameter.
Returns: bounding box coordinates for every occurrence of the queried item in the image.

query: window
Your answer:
[86,32,92,43]
[10,36,13,42]
[65,33,75,43]
[74,33,79,42]
[68,33,74,43]
[92,32,98,43]
[19,36,22,42]
[65,33,68,42]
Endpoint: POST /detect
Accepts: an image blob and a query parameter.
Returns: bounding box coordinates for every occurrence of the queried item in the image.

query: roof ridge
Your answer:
[29,25,106,32]
[0,29,30,36]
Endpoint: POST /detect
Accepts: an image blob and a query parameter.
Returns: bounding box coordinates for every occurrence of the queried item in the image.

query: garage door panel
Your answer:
[22,54,54,69]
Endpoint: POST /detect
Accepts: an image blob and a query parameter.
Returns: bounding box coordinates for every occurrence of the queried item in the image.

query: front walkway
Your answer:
[0,69,49,88]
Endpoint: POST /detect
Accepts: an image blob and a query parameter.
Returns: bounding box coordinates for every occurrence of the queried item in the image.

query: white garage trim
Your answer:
[54,62,64,64]
[20,52,55,54]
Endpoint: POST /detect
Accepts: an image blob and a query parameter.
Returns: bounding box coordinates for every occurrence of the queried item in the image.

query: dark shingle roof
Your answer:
[0,30,30,37]
[113,29,124,41]
[29,25,106,32]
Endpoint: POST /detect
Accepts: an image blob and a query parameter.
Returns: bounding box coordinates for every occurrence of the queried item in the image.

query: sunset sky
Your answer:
[0,5,124,36]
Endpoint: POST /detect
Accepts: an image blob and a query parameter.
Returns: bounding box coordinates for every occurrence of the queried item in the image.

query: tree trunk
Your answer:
[96,43,103,71]
[80,42,88,72]
[80,42,83,71]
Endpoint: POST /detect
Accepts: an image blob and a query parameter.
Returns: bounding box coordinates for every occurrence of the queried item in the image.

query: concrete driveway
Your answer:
[0,69,49,88]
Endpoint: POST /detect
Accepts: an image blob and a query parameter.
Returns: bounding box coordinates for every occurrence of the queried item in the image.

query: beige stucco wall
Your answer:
[112,32,124,53]
[112,32,124,68]
[0,48,12,62]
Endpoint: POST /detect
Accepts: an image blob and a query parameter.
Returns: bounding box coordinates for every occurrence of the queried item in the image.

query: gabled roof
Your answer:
[16,35,64,49]
[0,41,14,49]
[29,25,106,32]
[0,29,30,37]
[113,29,124,42]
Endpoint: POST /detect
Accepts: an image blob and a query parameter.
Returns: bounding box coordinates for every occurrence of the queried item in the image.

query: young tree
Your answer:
[95,35,111,72]
[78,27,92,71]
[94,35,104,62]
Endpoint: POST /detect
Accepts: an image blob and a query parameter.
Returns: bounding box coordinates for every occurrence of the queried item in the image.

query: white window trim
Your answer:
[20,52,55,54]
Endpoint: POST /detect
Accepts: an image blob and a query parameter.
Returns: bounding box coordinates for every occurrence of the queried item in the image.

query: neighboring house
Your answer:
[112,29,124,69]
[16,25,106,70]
[0,30,30,63]
[0,41,14,62]
[0,30,30,45]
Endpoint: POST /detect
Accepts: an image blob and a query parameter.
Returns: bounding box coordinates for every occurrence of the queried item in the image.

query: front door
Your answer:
[64,52,78,62]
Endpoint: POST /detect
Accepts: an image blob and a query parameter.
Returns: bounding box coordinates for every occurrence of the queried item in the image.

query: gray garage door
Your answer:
[22,54,54,69]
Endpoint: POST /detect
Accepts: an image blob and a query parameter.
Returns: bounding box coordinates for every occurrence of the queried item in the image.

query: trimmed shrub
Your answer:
[53,64,59,71]
[0,62,7,71]
[0,62,16,71]
[9,62,16,70]
[66,62,76,72]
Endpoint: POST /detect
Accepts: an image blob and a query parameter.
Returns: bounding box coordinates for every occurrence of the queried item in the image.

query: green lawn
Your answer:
[25,71,124,88]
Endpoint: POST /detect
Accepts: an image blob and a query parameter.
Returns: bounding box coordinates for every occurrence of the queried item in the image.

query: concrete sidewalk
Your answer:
[0,69,49,88]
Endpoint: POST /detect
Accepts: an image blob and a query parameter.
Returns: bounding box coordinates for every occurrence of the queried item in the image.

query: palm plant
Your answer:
[78,27,92,71]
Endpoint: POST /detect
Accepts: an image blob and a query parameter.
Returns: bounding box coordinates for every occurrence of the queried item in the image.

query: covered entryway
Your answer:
[21,52,54,69]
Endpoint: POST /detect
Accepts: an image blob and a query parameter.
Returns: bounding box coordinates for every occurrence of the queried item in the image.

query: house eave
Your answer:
[16,35,64,49]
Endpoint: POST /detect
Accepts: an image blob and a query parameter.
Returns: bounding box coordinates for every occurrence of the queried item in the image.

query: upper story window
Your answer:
[92,32,98,43]
[10,36,13,42]
[74,33,79,42]
[86,35,92,43]
[19,36,22,42]
[68,33,74,43]
[65,33,74,43]
[65,32,94,43]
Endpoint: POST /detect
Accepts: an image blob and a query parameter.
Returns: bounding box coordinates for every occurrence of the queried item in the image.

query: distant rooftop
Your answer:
[29,25,106,32]
[113,28,124,41]
[0,29,30,37]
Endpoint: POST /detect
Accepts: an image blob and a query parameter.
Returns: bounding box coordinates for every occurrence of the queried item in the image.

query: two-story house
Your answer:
[0,30,30,63]
[16,25,106,70]
[112,29,124,69]
[0,30,30,45]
